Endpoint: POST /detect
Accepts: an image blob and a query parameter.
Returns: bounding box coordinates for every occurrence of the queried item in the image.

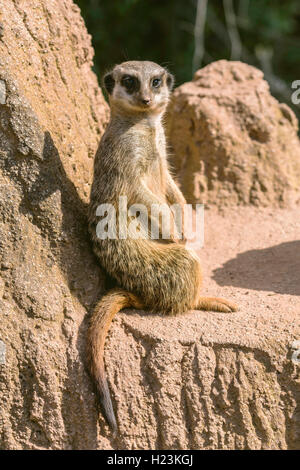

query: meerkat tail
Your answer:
[87,288,144,433]
[196,296,238,313]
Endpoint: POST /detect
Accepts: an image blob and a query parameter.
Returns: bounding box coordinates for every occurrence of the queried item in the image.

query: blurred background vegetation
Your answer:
[75,0,300,120]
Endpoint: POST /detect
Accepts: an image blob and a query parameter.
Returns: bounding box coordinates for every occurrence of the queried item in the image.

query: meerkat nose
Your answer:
[141,98,151,105]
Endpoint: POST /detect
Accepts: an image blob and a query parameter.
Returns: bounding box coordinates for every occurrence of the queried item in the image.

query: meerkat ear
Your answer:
[103,72,115,95]
[166,73,174,91]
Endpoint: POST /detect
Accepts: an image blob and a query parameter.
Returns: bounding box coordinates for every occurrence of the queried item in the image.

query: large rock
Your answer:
[0,0,109,203]
[0,0,109,450]
[105,206,300,450]
[167,60,300,207]
[0,4,299,449]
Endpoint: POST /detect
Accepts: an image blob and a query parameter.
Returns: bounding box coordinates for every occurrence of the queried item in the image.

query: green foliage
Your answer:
[75,0,195,86]
[75,0,300,118]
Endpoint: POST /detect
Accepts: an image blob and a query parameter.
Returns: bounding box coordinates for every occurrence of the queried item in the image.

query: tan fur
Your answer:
[87,61,238,432]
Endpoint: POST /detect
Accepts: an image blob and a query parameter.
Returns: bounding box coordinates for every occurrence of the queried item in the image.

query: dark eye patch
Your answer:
[121,75,140,94]
[103,73,115,95]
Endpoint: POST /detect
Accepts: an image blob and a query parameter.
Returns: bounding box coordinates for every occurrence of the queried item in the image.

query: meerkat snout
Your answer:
[141,97,151,106]
[103,60,174,114]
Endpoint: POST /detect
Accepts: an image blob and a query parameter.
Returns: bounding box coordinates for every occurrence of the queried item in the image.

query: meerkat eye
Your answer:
[121,75,138,93]
[152,78,161,88]
[122,76,134,86]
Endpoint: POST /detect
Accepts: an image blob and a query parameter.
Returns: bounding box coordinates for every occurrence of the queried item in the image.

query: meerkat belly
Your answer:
[140,131,167,199]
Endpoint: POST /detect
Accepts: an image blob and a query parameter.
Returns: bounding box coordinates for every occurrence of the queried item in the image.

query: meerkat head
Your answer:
[103,61,174,115]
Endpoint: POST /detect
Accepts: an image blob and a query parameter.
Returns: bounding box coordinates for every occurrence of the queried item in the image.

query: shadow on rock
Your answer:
[213,241,300,296]
[17,131,109,448]
[19,130,106,309]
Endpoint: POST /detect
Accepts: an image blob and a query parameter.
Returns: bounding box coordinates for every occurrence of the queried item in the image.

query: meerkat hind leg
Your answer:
[195,296,238,313]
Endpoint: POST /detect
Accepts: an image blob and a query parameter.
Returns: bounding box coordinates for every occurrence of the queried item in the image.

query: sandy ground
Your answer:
[118,205,300,346]
[197,205,300,341]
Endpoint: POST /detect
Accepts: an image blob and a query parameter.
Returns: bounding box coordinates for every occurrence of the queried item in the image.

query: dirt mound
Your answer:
[167,60,300,207]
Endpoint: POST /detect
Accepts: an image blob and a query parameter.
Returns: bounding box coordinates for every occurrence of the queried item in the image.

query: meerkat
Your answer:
[87,60,237,433]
